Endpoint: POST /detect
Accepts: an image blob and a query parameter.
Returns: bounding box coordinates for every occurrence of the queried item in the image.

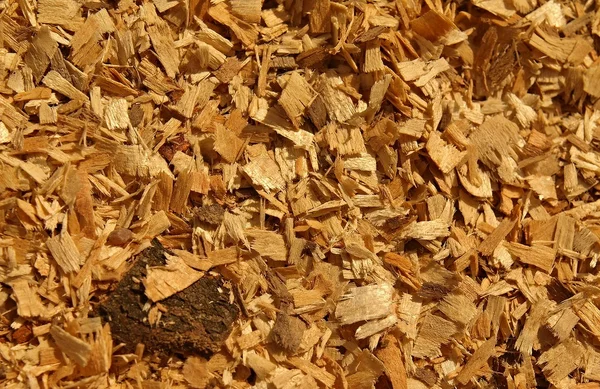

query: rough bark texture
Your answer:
[96,240,238,355]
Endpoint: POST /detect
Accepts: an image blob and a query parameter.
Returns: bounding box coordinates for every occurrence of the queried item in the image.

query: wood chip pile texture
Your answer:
[1,0,600,387]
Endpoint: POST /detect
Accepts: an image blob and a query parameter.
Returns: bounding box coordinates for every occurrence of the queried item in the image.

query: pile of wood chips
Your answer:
[3,0,600,387]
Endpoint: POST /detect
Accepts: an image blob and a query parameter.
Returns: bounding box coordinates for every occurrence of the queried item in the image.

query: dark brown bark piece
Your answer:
[158,134,191,162]
[414,367,438,386]
[307,95,328,130]
[129,103,144,127]
[269,312,305,353]
[194,204,225,225]
[12,325,33,344]
[107,228,133,246]
[96,240,238,356]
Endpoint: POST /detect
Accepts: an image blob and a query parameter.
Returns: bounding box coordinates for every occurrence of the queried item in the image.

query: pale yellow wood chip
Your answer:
[147,20,180,78]
[363,40,385,73]
[355,314,398,339]
[438,290,478,328]
[104,98,131,130]
[37,0,84,30]
[279,72,315,128]
[515,299,551,355]
[426,131,468,174]
[207,247,239,267]
[231,0,261,24]
[50,325,92,367]
[478,213,518,256]
[214,124,245,163]
[143,253,203,302]
[246,229,287,261]
[335,283,394,325]
[46,232,82,273]
[507,242,556,273]
[318,74,356,123]
[456,337,497,385]
[528,28,576,63]
[538,339,584,385]
[243,150,287,193]
[208,3,258,48]
[412,314,457,358]
[7,278,47,318]
[42,70,88,102]
[575,300,600,342]
[400,220,450,241]
[288,357,336,387]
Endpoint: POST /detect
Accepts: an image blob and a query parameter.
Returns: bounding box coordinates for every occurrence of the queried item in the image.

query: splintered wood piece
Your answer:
[410,10,467,45]
[470,115,521,171]
[208,3,258,49]
[42,70,88,102]
[507,242,556,273]
[5,0,600,386]
[528,29,576,63]
[318,75,356,123]
[323,125,367,156]
[538,339,584,385]
[438,290,477,328]
[574,301,600,342]
[110,144,173,179]
[46,232,82,274]
[478,212,518,256]
[288,357,336,387]
[14,87,52,101]
[335,283,394,325]
[246,229,288,261]
[279,72,315,128]
[24,26,58,83]
[147,20,180,78]
[355,314,398,339]
[214,124,245,163]
[413,314,457,358]
[472,0,516,18]
[231,0,261,24]
[426,131,468,174]
[7,278,47,318]
[515,300,550,355]
[138,58,180,94]
[364,40,385,73]
[309,0,330,33]
[104,98,130,130]
[183,357,211,388]
[50,325,92,367]
[37,0,84,30]
[397,293,422,340]
[455,338,497,385]
[547,307,579,341]
[400,220,450,241]
[375,334,408,389]
[242,148,286,193]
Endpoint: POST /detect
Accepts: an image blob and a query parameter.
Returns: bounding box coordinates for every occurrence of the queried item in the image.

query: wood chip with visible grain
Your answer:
[4,0,600,387]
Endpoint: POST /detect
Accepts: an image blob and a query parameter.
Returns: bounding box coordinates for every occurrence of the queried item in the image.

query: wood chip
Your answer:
[4,0,600,387]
